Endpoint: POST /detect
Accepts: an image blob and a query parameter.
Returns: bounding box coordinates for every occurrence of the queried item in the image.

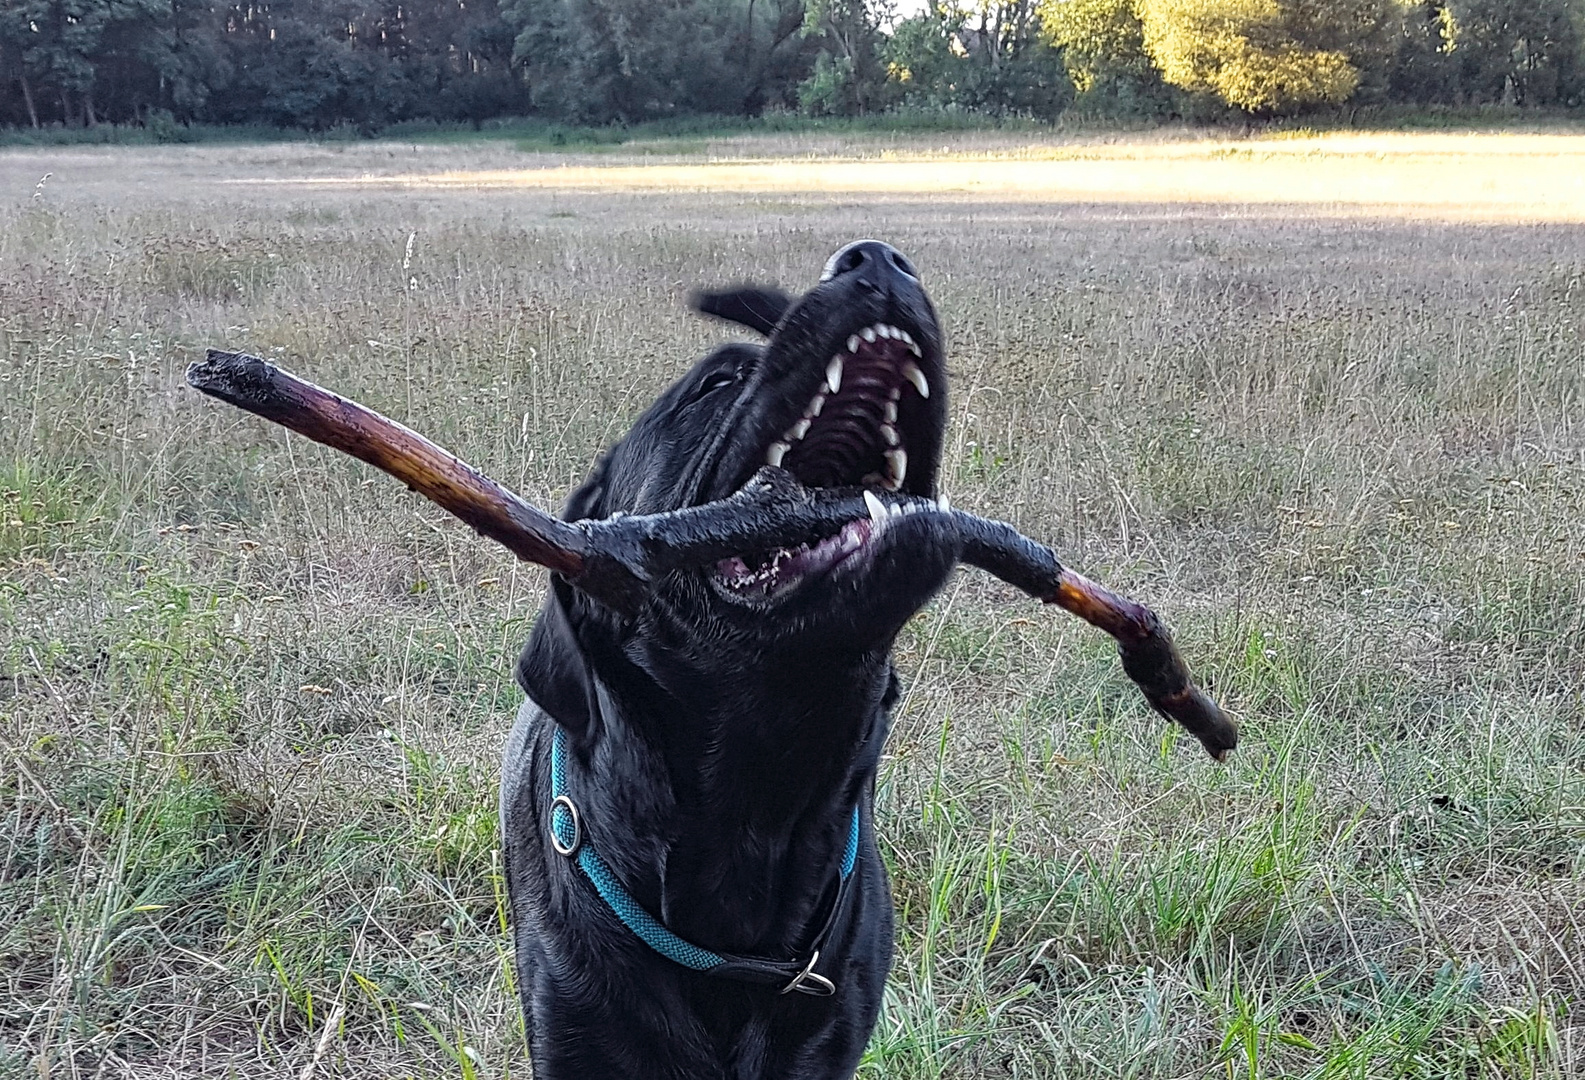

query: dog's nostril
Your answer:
[823,240,919,285]
[822,243,868,282]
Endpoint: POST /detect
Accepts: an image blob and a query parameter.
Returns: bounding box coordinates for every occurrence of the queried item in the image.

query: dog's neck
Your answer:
[573,634,895,956]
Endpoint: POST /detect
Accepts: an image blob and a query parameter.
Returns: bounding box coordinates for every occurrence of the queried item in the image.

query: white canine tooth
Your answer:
[908,341,922,357]
[902,361,930,398]
[826,355,843,394]
[847,334,861,353]
[766,441,789,467]
[864,490,886,527]
[807,392,825,417]
[861,327,877,343]
[938,492,950,514]
[884,400,897,423]
[899,329,916,348]
[884,448,907,488]
[787,417,811,441]
[880,423,899,446]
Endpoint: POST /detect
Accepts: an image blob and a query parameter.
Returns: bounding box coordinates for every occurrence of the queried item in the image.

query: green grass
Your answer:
[2,133,1584,1076]
[0,111,1055,152]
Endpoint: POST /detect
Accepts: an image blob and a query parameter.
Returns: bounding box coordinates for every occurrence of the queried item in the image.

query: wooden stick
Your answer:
[187,350,1237,759]
[188,350,590,576]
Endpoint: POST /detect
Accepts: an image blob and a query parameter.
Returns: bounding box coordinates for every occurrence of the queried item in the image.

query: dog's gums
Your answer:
[714,310,940,601]
[715,494,951,601]
[768,321,930,492]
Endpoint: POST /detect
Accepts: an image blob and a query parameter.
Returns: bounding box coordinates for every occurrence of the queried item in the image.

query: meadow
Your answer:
[2,129,1583,1078]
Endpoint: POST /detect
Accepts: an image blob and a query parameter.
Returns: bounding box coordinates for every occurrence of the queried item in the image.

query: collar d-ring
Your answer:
[550,793,582,857]
[780,950,836,996]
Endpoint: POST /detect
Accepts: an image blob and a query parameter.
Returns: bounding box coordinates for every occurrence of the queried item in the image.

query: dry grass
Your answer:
[2,131,1584,1079]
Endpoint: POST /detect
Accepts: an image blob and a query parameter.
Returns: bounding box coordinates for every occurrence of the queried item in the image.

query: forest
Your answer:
[0,0,1581,133]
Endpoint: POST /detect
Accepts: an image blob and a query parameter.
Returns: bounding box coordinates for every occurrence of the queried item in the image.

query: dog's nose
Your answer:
[820,240,919,290]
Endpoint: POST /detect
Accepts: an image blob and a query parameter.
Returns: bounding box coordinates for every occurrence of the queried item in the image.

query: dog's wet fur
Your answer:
[500,241,961,1079]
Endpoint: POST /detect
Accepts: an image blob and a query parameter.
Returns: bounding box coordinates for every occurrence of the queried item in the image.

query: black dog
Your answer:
[499,241,960,1079]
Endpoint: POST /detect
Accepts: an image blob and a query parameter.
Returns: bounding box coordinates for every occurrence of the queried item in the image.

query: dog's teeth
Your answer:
[880,423,899,447]
[878,324,895,339]
[807,392,825,418]
[887,385,902,402]
[766,441,789,467]
[884,448,907,489]
[864,490,886,527]
[826,356,843,394]
[937,493,950,514]
[861,327,877,343]
[787,417,811,441]
[902,362,929,399]
[899,329,916,348]
[883,400,898,424]
[847,335,861,353]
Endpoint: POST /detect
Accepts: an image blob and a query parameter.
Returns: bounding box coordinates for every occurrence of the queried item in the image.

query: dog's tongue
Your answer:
[715,518,873,597]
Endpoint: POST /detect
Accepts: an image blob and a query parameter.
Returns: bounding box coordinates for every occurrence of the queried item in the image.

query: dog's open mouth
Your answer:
[715,319,942,602]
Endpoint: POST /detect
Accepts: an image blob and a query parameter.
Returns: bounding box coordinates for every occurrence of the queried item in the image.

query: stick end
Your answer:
[186,349,278,405]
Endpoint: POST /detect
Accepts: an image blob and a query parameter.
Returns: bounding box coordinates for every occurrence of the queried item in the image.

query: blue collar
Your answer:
[549,725,860,996]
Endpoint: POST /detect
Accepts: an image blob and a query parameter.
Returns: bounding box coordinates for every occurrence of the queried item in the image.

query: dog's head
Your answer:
[521,241,960,732]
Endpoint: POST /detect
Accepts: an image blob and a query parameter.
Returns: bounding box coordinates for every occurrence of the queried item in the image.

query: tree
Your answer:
[1132,0,1389,112]
[884,0,1069,116]
[1039,0,1177,111]
[1414,0,1583,105]
[797,0,892,113]
[501,0,816,121]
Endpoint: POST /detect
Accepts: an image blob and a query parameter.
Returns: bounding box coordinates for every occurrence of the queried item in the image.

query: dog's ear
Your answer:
[515,457,615,736]
[516,580,597,739]
[689,286,792,337]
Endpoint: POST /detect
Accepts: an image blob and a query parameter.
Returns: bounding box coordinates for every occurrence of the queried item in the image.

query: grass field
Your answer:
[2,130,1584,1079]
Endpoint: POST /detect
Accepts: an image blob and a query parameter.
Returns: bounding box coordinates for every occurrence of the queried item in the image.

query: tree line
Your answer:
[1,0,1581,132]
